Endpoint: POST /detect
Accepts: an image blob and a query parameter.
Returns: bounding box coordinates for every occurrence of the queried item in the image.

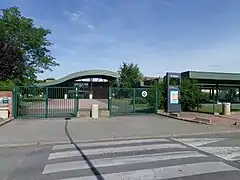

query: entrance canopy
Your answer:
[181,71,240,88]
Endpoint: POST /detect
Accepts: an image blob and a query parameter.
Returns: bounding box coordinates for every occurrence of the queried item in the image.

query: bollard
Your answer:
[222,102,231,115]
[91,104,99,119]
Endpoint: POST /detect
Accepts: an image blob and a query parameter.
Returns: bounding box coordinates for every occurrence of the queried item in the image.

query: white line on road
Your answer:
[56,161,238,180]
[200,146,240,161]
[48,143,186,160]
[43,151,205,174]
[173,138,227,147]
[52,138,170,151]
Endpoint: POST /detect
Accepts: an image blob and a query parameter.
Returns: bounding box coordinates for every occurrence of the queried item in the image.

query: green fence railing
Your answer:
[13,86,80,118]
[12,86,158,118]
[109,87,157,116]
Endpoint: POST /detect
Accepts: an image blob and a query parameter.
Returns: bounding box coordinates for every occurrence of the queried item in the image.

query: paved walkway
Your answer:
[0,115,238,146]
[178,112,240,127]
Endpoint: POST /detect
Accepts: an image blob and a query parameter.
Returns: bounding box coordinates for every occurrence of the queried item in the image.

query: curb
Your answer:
[215,114,240,121]
[0,118,13,127]
[158,113,214,125]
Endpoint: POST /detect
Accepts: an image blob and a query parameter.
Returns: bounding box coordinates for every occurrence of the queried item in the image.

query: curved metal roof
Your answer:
[37,69,119,87]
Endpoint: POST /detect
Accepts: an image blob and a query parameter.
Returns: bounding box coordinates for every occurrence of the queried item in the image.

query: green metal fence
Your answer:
[13,86,79,118]
[109,87,157,116]
[12,86,158,118]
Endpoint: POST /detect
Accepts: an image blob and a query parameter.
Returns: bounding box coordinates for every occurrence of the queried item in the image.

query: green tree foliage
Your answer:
[118,62,143,88]
[0,80,14,91]
[148,81,166,109]
[224,88,238,102]
[148,78,203,111]
[180,78,203,111]
[0,41,24,80]
[0,7,59,84]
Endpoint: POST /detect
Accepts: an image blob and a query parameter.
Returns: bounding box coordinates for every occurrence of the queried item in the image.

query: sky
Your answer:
[1,0,240,79]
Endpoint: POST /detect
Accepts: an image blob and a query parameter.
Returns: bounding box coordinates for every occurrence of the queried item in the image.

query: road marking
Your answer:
[56,161,238,180]
[43,151,205,174]
[48,143,186,160]
[173,138,226,147]
[200,146,240,161]
[52,138,170,151]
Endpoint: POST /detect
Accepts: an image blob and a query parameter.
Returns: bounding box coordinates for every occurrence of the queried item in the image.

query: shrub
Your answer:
[180,79,202,111]
[131,96,148,105]
[147,82,166,110]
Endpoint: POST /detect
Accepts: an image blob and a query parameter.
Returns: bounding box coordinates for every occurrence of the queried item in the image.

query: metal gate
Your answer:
[12,86,79,118]
[109,87,158,116]
[12,86,158,118]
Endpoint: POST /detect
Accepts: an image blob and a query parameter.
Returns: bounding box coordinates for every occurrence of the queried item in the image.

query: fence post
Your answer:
[12,87,17,118]
[108,87,112,116]
[133,89,136,113]
[154,82,158,114]
[45,87,49,118]
[74,86,79,116]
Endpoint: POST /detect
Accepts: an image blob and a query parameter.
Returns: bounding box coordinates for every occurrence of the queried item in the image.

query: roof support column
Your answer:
[239,87,240,100]
[212,87,216,114]
[212,83,219,115]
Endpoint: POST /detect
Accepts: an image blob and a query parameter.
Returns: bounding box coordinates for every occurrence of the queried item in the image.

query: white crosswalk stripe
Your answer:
[48,143,186,160]
[41,138,240,180]
[52,138,170,151]
[43,151,206,174]
[56,162,238,180]
[173,137,240,161]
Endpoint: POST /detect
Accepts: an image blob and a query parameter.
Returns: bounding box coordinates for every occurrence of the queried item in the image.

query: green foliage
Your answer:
[148,81,166,109]
[180,78,202,111]
[0,80,14,91]
[21,98,44,102]
[0,41,24,80]
[147,78,203,111]
[16,99,27,116]
[200,92,210,103]
[118,62,143,88]
[224,88,238,102]
[0,7,59,84]
[131,97,148,105]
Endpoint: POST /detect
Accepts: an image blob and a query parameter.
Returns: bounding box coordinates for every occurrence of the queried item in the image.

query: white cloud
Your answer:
[87,24,95,29]
[63,9,95,30]
[64,10,83,21]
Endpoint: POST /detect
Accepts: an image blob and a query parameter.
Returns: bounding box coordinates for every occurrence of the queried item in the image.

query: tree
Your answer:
[148,81,166,109]
[45,78,55,81]
[180,78,203,111]
[0,40,24,81]
[0,80,14,91]
[0,7,59,84]
[118,62,143,88]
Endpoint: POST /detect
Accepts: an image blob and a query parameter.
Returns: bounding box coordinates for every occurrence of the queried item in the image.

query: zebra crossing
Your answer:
[173,137,240,161]
[40,138,240,180]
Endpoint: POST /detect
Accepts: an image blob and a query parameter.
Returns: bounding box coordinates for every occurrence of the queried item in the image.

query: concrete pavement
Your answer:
[0,115,239,146]
[2,134,240,180]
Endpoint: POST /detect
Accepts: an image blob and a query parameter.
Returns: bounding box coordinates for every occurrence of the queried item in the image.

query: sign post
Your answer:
[166,72,181,113]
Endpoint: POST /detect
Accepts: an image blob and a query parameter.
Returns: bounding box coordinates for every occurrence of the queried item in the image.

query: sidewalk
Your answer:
[0,115,237,146]
[158,111,240,128]
[0,118,13,127]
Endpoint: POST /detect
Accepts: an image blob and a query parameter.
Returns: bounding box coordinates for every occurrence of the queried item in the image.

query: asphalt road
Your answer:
[2,132,240,180]
[2,115,240,179]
